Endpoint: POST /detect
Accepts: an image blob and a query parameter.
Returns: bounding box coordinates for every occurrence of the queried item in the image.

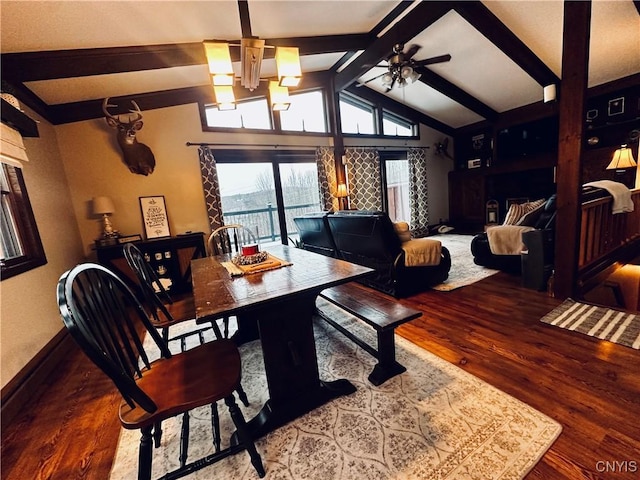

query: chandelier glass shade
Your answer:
[381,65,421,89]
[203,39,301,110]
[269,81,291,111]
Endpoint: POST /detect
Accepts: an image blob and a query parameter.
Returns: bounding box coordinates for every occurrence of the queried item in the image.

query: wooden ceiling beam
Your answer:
[1,35,369,83]
[452,1,559,87]
[415,67,498,121]
[44,71,333,124]
[47,86,214,125]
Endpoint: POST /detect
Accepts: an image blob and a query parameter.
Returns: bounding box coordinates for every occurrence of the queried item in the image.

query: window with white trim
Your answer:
[1,163,46,279]
[204,98,271,130]
[279,90,327,133]
[339,95,375,134]
[382,110,415,137]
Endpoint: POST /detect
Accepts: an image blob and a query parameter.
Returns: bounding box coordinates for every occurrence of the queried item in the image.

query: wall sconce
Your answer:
[92,196,117,238]
[543,84,557,103]
[336,183,349,210]
[276,46,302,87]
[269,81,291,111]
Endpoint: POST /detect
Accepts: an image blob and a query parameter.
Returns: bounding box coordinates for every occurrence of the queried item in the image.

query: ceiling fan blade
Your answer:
[357,72,386,87]
[414,54,452,67]
[362,62,388,68]
[404,44,421,60]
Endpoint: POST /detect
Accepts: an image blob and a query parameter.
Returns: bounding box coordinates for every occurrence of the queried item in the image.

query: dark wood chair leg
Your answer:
[179,412,190,467]
[138,426,154,480]
[152,421,163,448]
[236,385,249,407]
[211,402,221,452]
[225,395,265,478]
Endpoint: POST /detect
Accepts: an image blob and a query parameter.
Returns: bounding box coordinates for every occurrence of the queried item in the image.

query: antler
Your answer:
[128,101,143,122]
[102,97,119,121]
[102,98,143,123]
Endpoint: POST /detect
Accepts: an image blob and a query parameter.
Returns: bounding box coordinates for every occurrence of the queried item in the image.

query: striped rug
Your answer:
[540,298,640,349]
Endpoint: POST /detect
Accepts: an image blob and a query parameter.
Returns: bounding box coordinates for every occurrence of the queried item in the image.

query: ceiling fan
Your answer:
[358,43,451,92]
[434,137,453,159]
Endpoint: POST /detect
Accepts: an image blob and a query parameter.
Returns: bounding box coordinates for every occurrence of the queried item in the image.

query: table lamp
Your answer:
[607,145,637,188]
[92,196,117,237]
[336,183,349,210]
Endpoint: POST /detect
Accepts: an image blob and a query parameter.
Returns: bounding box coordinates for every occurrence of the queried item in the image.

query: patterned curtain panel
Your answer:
[344,147,382,211]
[408,147,430,237]
[197,146,224,232]
[315,147,338,211]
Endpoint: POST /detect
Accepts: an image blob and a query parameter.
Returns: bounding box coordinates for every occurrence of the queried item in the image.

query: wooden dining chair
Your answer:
[123,243,250,451]
[57,263,265,480]
[122,243,215,346]
[207,224,260,340]
[208,224,258,256]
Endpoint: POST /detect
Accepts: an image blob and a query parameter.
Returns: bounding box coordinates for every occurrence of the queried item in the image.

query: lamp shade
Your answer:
[269,81,290,111]
[606,145,637,170]
[275,46,301,87]
[213,85,236,111]
[336,183,349,198]
[203,41,234,76]
[92,196,115,215]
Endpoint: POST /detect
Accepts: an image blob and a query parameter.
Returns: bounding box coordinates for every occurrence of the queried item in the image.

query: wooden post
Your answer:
[327,76,347,186]
[554,1,591,299]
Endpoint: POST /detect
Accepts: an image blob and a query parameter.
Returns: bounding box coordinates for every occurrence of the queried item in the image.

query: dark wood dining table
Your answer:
[191,244,373,440]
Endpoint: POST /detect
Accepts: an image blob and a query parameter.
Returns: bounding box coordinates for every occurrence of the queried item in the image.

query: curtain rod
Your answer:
[186,142,427,149]
[346,145,430,149]
[186,142,318,149]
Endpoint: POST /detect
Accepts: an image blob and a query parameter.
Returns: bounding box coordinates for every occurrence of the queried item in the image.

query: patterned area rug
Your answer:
[431,234,499,291]
[110,301,561,479]
[540,298,640,349]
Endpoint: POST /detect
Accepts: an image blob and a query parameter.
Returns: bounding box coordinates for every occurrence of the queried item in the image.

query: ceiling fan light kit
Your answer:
[360,43,449,92]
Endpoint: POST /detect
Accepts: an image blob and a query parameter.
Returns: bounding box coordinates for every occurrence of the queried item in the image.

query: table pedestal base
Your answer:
[231,378,355,444]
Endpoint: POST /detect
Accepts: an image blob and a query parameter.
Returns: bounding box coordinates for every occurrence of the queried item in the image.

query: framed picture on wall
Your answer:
[139,196,170,239]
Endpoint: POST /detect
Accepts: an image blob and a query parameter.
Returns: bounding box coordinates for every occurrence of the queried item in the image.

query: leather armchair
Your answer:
[470,195,557,274]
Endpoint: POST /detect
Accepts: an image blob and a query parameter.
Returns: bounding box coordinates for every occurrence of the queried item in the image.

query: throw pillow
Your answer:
[503,198,546,225]
[516,202,546,227]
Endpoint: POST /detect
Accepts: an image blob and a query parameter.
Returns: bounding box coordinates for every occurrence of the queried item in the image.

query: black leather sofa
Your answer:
[294,211,451,298]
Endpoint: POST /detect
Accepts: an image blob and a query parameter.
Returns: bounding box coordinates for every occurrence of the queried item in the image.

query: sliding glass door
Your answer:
[215,151,322,245]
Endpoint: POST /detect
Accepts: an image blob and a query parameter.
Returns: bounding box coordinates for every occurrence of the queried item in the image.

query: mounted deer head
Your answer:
[102,98,156,176]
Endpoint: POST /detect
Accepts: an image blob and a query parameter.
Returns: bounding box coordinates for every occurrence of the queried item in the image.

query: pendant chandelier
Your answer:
[202,2,302,111]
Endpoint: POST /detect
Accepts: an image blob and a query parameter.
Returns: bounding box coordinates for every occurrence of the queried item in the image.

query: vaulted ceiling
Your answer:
[2,1,639,134]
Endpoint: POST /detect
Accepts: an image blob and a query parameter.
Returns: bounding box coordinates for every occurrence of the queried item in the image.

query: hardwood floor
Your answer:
[3,271,639,479]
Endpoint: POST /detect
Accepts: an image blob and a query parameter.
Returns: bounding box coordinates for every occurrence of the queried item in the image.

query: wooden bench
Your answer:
[316,282,422,386]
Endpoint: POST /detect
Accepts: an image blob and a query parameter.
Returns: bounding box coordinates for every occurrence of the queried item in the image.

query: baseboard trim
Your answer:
[1,328,73,429]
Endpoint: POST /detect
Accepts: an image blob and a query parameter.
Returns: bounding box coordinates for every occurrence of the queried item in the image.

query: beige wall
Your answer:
[1,106,85,388]
[0,100,451,390]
